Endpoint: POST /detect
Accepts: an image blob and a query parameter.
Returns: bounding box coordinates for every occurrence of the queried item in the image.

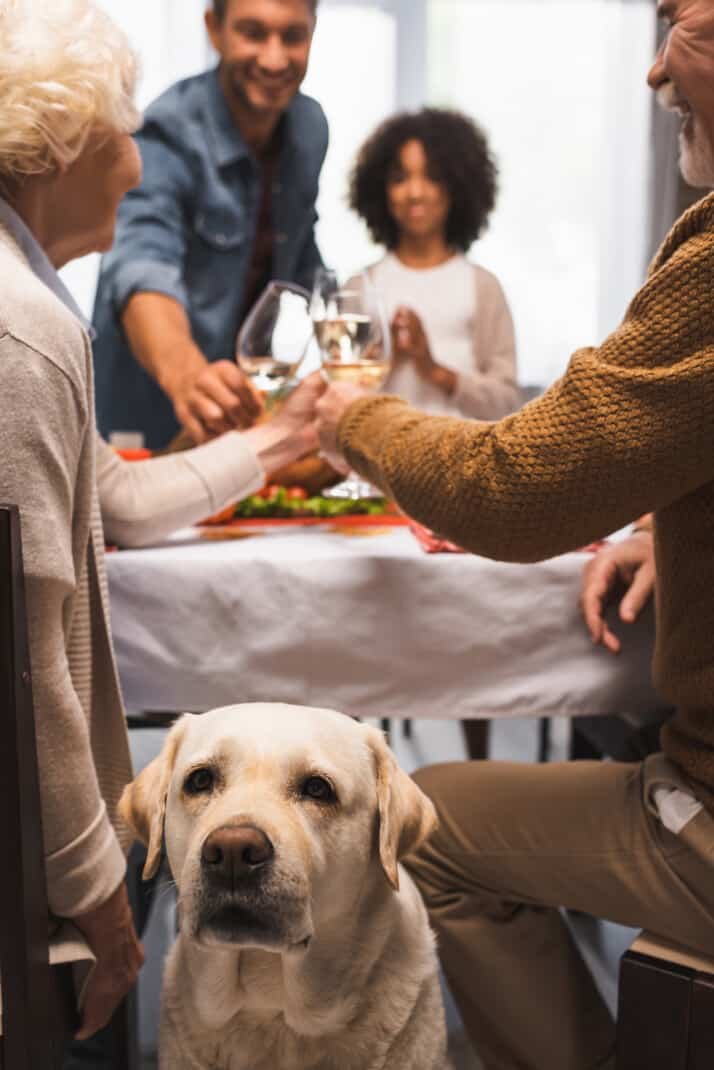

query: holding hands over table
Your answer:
[579,519,656,655]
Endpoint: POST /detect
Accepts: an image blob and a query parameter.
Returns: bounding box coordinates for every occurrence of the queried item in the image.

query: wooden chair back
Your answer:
[0,504,75,1069]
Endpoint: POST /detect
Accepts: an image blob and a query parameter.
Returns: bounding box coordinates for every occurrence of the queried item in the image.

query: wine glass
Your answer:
[311,272,392,499]
[311,272,391,390]
[237,281,314,408]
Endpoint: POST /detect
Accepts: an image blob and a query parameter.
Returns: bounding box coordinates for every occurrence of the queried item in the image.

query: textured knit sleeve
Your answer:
[337,198,714,562]
[97,432,264,548]
[451,267,521,419]
[0,338,125,917]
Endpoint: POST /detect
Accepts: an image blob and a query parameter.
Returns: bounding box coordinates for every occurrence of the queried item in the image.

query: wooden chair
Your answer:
[0,503,78,1068]
[0,504,141,1070]
[617,931,714,1069]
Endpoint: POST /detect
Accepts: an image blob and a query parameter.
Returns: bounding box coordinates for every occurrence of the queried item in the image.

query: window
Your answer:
[428,0,655,386]
[302,4,397,280]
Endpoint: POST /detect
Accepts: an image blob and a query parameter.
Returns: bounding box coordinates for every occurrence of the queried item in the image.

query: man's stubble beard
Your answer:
[226,63,298,118]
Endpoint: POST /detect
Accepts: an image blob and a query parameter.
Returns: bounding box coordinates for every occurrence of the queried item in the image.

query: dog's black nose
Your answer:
[201,825,274,888]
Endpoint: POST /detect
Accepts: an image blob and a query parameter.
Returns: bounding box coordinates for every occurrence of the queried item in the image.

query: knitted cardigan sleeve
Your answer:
[0,338,126,917]
[337,196,714,562]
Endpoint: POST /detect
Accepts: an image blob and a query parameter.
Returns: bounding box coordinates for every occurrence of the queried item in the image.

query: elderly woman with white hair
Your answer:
[0,0,321,1055]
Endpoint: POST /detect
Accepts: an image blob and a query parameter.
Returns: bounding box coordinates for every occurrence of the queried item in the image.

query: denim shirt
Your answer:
[92,67,328,449]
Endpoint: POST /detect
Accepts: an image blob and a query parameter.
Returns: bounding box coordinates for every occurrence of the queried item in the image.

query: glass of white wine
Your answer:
[311,271,392,498]
[237,281,314,407]
[311,273,391,390]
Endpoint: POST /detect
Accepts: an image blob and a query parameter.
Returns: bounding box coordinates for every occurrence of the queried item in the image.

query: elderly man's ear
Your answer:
[364,724,438,890]
[118,716,190,879]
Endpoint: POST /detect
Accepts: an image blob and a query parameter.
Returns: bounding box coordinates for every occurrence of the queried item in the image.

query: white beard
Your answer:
[679,120,714,189]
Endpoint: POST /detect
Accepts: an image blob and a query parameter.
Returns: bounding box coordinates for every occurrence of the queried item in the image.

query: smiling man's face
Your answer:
[648,0,714,188]
[206,0,315,124]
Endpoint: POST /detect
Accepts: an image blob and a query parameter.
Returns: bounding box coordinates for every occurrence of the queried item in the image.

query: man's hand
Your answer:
[391,307,457,395]
[315,381,368,474]
[173,361,263,444]
[73,882,144,1040]
[579,530,656,654]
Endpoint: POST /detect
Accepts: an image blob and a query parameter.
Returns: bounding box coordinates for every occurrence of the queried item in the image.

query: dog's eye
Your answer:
[184,767,215,795]
[300,775,336,803]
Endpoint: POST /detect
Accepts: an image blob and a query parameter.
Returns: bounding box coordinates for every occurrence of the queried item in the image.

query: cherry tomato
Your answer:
[286,486,308,501]
[201,503,236,525]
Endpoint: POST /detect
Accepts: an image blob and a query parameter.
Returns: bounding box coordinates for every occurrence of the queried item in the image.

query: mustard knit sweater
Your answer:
[339,193,714,812]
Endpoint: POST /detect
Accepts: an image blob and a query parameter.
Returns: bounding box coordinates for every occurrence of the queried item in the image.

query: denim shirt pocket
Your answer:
[193,204,248,251]
[187,202,251,321]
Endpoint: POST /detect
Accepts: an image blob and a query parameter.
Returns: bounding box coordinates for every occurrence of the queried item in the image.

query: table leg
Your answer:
[461,719,490,761]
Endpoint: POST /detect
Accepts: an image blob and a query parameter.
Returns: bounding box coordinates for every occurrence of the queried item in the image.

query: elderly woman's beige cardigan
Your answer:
[0,223,265,920]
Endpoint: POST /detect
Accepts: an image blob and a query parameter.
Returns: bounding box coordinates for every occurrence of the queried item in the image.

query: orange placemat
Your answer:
[198,513,410,537]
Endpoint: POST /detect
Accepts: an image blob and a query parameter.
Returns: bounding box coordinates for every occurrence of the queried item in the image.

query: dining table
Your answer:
[105,523,667,724]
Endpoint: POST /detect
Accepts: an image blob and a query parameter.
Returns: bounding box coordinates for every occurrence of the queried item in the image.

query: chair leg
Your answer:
[380,718,392,745]
[690,974,714,1070]
[111,989,140,1070]
[461,719,490,761]
[538,718,551,763]
[569,722,604,761]
[402,719,413,740]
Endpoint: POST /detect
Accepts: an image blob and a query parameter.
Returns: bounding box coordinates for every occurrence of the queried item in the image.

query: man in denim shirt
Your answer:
[92,0,327,450]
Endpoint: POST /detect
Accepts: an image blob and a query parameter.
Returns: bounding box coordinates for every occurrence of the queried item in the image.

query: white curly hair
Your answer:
[0,0,140,184]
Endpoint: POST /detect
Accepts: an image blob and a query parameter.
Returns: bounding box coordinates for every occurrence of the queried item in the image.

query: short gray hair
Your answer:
[0,0,140,182]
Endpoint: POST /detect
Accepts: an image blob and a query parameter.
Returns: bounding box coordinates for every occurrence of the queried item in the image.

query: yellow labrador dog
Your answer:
[119,703,449,1070]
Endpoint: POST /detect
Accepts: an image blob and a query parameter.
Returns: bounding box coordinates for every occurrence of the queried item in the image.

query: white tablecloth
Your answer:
[106,527,665,721]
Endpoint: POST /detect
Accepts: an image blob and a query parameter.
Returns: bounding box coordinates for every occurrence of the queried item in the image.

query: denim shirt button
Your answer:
[275,232,288,244]
[216,233,228,245]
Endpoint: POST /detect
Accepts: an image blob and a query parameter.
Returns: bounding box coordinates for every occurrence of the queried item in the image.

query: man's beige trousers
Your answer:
[405,756,714,1070]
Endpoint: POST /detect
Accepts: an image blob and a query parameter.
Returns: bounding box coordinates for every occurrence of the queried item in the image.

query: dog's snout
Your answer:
[201,825,274,887]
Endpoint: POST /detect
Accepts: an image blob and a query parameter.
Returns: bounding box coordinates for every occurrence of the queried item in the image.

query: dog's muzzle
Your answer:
[194,823,311,949]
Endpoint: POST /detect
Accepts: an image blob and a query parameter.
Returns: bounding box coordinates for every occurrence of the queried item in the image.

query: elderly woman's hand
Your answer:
[73,881,144,1040]
[273,371,326,436]
[240,373,328,477]
[579,528,656,654]
[315,382,368,474]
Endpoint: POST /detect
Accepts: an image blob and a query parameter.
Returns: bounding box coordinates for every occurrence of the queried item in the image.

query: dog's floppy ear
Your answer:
[365,725,438,891]
[118,716,189,880]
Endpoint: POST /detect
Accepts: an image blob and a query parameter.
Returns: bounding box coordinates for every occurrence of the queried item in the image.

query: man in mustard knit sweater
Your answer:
[316,4,714,1068]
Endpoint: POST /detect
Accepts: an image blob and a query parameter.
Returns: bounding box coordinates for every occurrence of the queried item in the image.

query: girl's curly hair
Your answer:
[349,108,498,252]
